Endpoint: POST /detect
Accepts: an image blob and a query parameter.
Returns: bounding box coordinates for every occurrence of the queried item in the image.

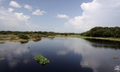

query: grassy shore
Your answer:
[1,34,120,42]
[0,34,41,42]
[50,35,120,42]
[78,35,120,42]
[53,35,79,38]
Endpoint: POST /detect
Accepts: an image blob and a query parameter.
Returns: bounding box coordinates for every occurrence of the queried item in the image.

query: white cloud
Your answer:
[57,14,69,19]
[0,7,47,31]
[65,0,120,33]
[14,12,30,21]
[32,9,46,15]
[8,8,14,12]
[24,4,32,11]
[0,7,30,30]
[9,1,22,8]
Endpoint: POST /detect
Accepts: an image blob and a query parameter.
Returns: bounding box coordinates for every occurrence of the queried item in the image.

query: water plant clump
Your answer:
[0,58,4,60]
[34,54,50,65]
[0,42,4,44]
[112,56,119,60]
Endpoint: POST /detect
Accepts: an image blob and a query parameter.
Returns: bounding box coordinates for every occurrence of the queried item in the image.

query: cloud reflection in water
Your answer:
[0,42,30,67]
[63,38,120,72]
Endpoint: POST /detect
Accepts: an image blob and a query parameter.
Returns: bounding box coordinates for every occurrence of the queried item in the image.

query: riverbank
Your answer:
[0,34,41,42]
[50,35,120,42]
[1,34,120,42]
[78,35,120,42]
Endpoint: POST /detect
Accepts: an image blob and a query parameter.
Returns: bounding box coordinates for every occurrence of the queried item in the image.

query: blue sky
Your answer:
[0,0,120,33]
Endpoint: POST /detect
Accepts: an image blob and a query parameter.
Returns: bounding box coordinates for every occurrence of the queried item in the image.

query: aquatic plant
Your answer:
[33,39,41,42]
[20,40,28,44]
[34,54,50,65]
[28,47,30,49]
[0,58,4,60]
[0,42,4,44]
[112,57,119,60]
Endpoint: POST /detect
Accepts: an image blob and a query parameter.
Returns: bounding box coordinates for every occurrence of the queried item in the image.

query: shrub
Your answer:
[32,34,41,39]
[18,34,29,39]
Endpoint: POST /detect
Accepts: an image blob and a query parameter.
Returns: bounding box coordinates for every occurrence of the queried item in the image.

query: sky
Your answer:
[0,0,120,33]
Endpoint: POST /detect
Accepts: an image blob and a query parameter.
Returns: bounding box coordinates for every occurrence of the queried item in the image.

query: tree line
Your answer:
[0,31,79,40]
[81,26,120,38]
[0,31,79,36]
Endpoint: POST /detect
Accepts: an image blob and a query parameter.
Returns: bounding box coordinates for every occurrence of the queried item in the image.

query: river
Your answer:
[0,38,120,72]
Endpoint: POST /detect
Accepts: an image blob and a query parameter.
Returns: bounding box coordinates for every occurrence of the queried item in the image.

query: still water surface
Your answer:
[0,38,120,72]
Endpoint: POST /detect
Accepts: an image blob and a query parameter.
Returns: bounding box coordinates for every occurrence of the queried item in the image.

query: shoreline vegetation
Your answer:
[78,35,120,42]
[0,26,120,42]
[1,35,120,42]
[79,26,120,42]
[0,31,79,42]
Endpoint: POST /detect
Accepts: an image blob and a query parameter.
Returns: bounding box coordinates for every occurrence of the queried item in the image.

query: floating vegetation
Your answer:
[33,39,41,42]
[0,42,5,44]
[28,47,30,49]
[20,40,28,44]
[34,54,50,65]
[48,36,55,39]
[112,57,119,60]
[0,58,5,60]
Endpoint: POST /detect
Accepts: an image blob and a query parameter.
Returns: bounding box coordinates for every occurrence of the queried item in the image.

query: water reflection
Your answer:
[64,38,120,72]
[0,42,29,68]
[0,38,120,72]
[57,50,69,55]
[85,39,120,49]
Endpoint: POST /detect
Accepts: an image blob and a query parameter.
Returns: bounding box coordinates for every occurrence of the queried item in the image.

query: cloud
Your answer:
[32,9,46,15]
[65,0,120,33]
[9,1,22,8]
[8,8,14,12]
[14,12,30,21]
[24,4,32,11]
[0,7,30,30]
[57,14,69,19]
[0,7,47,31]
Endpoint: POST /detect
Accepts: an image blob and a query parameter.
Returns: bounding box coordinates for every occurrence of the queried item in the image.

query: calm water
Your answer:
[0,38,120,72]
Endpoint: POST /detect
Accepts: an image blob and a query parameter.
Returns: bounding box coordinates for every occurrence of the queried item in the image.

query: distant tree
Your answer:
[80,26,120,38]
